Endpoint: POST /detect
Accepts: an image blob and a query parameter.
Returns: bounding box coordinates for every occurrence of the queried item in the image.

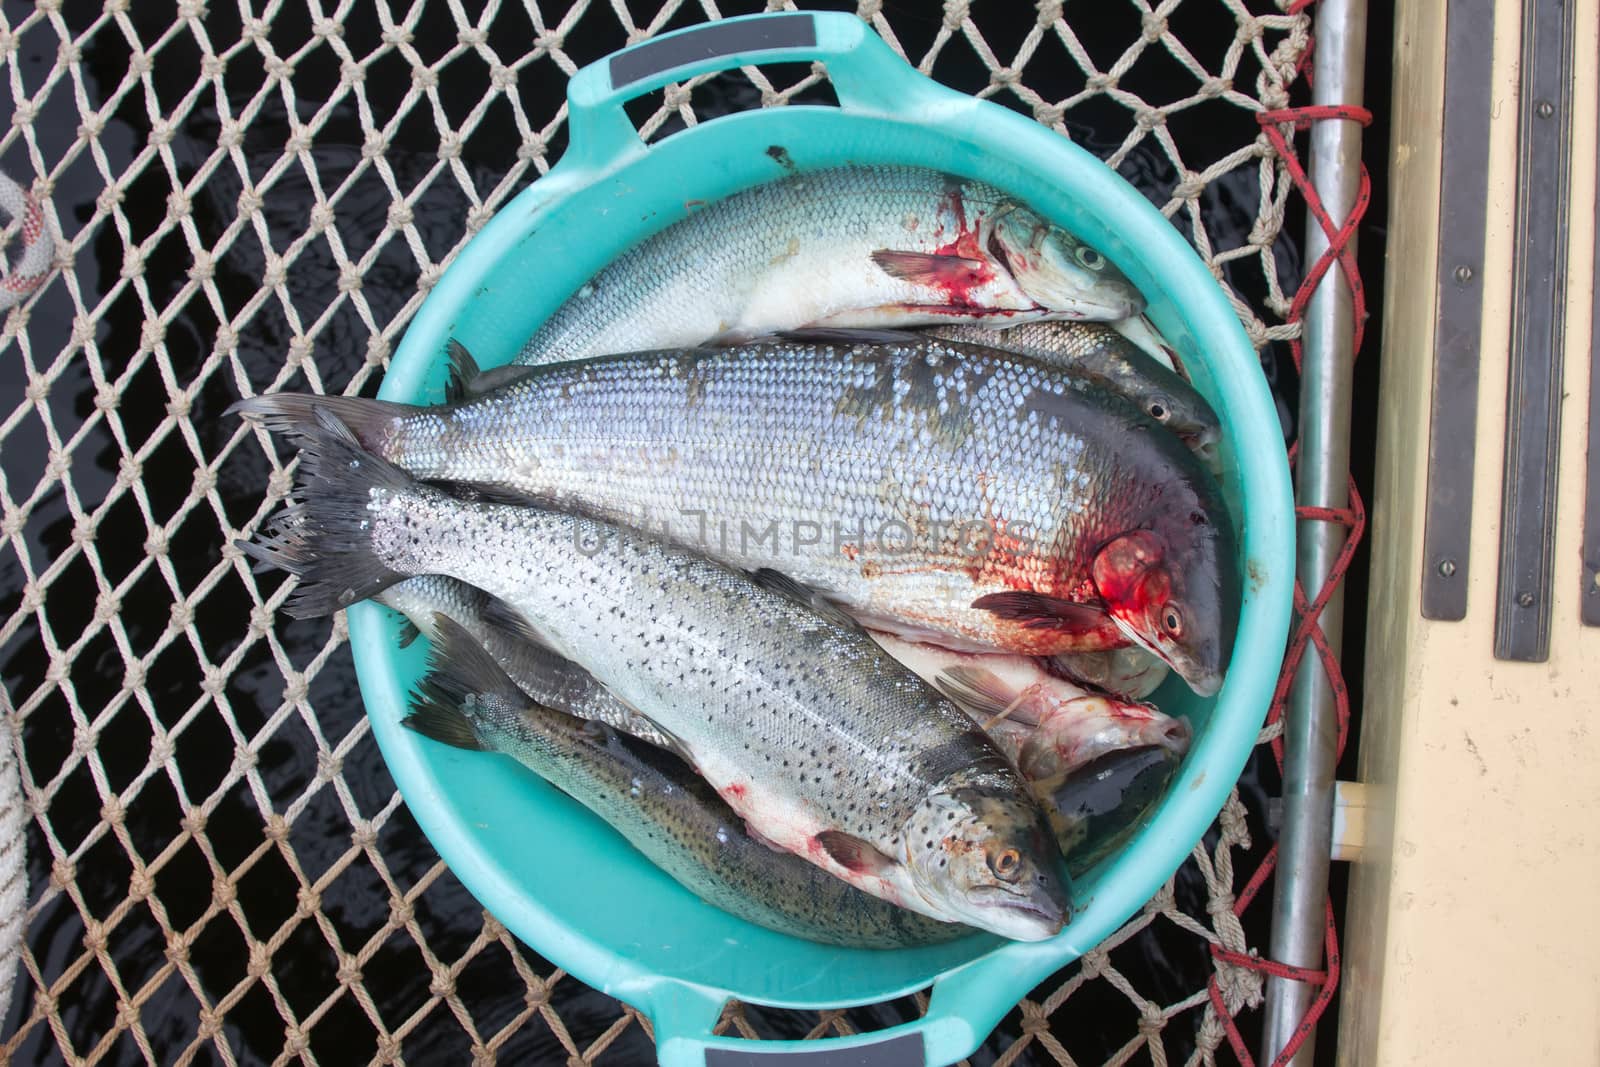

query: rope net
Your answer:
[0,0,1348,1063]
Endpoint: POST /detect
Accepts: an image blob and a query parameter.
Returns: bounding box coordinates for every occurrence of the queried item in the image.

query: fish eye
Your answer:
[988,847,1022,881]
[1148,397,1170,421]
[1075,246,1106,271]
[1162,605,1184,637]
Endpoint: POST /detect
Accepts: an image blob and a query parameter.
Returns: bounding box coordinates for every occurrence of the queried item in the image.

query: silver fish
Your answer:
[1049,646,1171,702]
[232,337,1238,694]
[513,165,1143,367]
[866,632,1189,783]
[404,613,967,948]
[241,422,1072,941]
[920,321,1220,448]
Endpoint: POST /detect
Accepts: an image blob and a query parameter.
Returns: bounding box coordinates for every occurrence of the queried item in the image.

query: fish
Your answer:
[919,321,1220,449]
[1043,745,1182,877]
[1109,314,1184,376]
[404,613,968,948]
[240,418,1072,940]
[865,632,1189,783]
[510,166,1143,367]
[376,575,675,751]
[231,337,1239,694]
[1048,646,1171,702]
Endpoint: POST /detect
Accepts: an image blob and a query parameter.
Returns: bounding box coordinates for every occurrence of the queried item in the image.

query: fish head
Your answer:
[1141,384,1223,449]
[901,781,1072,941]
[1090,525,1237,697]
[1019,696,1191,781]
[989,206,1144,320]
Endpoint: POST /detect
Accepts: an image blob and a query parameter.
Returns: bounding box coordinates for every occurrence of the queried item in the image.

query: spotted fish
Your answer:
[403,613,967,948]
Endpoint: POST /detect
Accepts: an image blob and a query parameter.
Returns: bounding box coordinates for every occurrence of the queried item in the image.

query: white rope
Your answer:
[0,2,1310,1062]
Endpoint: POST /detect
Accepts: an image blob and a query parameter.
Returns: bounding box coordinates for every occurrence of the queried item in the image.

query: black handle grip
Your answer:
[609,13,817,88]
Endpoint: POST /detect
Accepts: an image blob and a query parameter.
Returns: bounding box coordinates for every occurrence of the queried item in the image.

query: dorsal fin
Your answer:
[745,568,860,630]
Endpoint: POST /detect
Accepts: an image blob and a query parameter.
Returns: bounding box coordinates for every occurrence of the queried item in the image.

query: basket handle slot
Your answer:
[561,12,961,173]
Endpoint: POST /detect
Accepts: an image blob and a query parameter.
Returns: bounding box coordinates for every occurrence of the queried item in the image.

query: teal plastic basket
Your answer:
[346,13,1294,1066]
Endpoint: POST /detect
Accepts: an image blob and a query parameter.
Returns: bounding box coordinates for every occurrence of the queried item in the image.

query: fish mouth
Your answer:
[967,885,1072,941]
[976,898,1067,942]
[1188,669,1223,698]
[1040,294,1143,322]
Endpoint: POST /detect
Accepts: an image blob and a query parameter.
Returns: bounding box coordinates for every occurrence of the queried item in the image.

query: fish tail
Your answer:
[403,613,540,751]
[237,411,416,618]
[420,613,529,707]
[401,698,489,752]
[228,392,412,453]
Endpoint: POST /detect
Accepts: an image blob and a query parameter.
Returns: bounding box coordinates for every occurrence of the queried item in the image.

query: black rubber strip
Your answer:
[1582,23,1600,628]
[1420,0,1496,621]
[610,15,817,89]
[1493,0,1575,660]
[705,1031,923,1067]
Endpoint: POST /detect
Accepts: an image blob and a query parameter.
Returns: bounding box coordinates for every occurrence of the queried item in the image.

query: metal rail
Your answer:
[1259,0,1368,1061]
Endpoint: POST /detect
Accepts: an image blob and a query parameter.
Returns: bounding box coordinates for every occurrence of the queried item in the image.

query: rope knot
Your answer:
[51,859,76,889]
[429,969,456,998]
[337,957,362,986]
[188,252,215,283]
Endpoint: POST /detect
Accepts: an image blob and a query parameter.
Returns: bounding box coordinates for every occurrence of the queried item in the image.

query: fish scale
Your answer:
[511,165,1141,367]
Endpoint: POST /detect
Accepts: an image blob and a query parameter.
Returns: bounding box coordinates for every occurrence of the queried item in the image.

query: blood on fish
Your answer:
[721,782,748,802]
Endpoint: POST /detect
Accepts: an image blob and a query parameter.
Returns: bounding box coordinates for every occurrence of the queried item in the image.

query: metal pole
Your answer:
[1260,0,1368,1063]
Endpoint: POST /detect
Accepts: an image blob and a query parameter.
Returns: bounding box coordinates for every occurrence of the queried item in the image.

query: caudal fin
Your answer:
[228,391,412,452]
[238,412,415,618]
[403,613,540,751]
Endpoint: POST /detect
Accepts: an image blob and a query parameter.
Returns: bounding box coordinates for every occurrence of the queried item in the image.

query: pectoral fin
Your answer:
[870,250,990,287]
[933,665,1019,720]
[815,830,899,878]
[971,591,1110,633]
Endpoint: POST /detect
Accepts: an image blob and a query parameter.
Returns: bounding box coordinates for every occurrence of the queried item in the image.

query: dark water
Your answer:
[0,0,1376,1063]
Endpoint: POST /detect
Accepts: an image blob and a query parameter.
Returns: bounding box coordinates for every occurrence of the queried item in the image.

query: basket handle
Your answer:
[644,950,1034,1067]
[562,12,962,173]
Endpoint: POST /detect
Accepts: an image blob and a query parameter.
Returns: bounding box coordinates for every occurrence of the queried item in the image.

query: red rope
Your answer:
[1197,15,1372,1065]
